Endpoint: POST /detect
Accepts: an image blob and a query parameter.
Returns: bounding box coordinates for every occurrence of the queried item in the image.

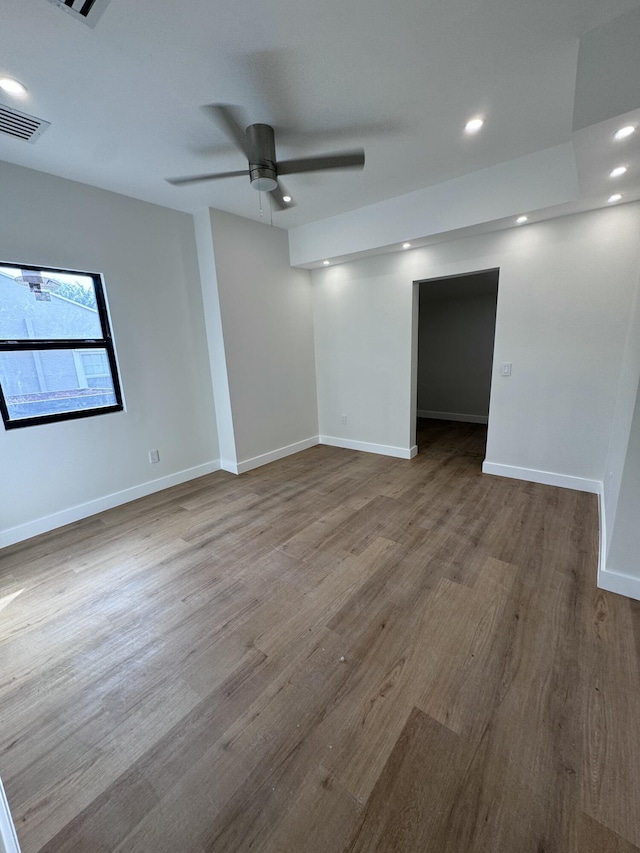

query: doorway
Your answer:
[413,269,499,460]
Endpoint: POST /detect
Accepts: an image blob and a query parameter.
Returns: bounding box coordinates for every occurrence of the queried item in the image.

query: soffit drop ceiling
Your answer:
[0,0,639,228]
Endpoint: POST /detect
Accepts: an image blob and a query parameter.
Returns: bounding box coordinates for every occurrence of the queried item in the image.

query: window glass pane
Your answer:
[0,267,103,340]
[81,352,106,375]
[0,348,117,421]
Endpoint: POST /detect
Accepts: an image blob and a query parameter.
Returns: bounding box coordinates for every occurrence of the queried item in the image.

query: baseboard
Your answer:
[417,410,488,425]
[598,566,640,601]
[483,467,640,600]
[0,777,21,853]
[597,487,640,601]
[481,461,600,494]
[0,460,221,550]
[320,435,417,460]
[235,436,320,474]
[597,486,607,582]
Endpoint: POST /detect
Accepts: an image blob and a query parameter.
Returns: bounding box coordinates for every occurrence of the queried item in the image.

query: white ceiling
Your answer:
[0,0,639,229]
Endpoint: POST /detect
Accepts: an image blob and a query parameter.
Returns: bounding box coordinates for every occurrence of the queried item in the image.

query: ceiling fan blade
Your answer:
[270,182,295,211]
[277,149,365,175]
[207,104,252,158]
[166,169,249,187]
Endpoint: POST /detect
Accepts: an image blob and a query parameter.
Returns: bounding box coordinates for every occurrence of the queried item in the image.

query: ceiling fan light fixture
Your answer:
[282,195,292,203]
[252,177,278,191]
[250,165,278,192]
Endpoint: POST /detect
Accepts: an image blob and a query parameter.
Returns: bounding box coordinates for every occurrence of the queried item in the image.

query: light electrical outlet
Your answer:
[148,449,160,464]
[341,414,348,425]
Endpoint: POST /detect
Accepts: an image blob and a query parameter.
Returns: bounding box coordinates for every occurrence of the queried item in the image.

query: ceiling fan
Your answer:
[165,105,365,209]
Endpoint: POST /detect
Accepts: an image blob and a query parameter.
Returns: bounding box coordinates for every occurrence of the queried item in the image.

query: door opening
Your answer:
[413,269,499,462]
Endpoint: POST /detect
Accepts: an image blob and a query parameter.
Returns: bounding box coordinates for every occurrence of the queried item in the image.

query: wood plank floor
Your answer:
[2,419,640,852]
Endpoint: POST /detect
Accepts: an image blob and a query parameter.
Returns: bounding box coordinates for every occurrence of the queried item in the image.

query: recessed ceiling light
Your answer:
[610,166,627,178]
[0,76,27,96]
[516,216,528,225]
[323,260,330,265]
[402,242,411,249]
[608,193,622,203]
[282,195,292,203]
[465,117,484,134]
[614,125,636,141]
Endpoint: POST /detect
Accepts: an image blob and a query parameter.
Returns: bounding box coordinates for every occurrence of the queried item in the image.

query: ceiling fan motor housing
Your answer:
[247,123,278,191]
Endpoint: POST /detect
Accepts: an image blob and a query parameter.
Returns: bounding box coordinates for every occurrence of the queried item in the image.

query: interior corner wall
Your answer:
[311,203,640,484]
[607,380,640,581]
[202,209,318,469]
[601,259,640,590]
[0,161,219,547]
[602,264,640,541]
[193,209,238,468]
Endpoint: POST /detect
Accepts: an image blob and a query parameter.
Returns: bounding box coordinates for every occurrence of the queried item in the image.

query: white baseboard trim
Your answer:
[0,460,221,550]
[0,777,21,853]
[482,467,640,601]
[417,410,488,425]
[598,566,640,601]
[597,486,607,581]
[320,435,417,460]
[481,461,600,494]
[235,436,320,475]
[597,487,640,601]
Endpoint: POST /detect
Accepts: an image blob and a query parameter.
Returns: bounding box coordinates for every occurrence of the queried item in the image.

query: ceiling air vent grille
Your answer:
[0,104,51,143]
[45,0,111,26]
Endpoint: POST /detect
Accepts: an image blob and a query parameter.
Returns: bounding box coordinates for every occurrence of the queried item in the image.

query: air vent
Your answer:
[0,104,50,143]
[45,0,111,26]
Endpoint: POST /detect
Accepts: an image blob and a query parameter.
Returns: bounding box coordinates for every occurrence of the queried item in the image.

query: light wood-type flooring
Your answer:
[2,419,640,852]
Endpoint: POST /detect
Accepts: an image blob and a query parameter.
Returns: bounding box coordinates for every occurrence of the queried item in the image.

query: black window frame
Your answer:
[0,261,124,430]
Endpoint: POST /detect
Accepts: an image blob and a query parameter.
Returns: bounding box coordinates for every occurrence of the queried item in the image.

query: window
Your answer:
[0,262,123,429]
[74,350,112,389]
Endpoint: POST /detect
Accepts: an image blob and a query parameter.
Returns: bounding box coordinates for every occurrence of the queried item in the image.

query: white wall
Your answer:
[602,264,640,539]
[194,210,238,468]
[599,259,640,595]
[290,144,579,266]
[197,209,318,471]
[607,382,640,577]
[417,276,497,421]
[312,254,416,455]
[0,161,219,546]
[311,204,640,486]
